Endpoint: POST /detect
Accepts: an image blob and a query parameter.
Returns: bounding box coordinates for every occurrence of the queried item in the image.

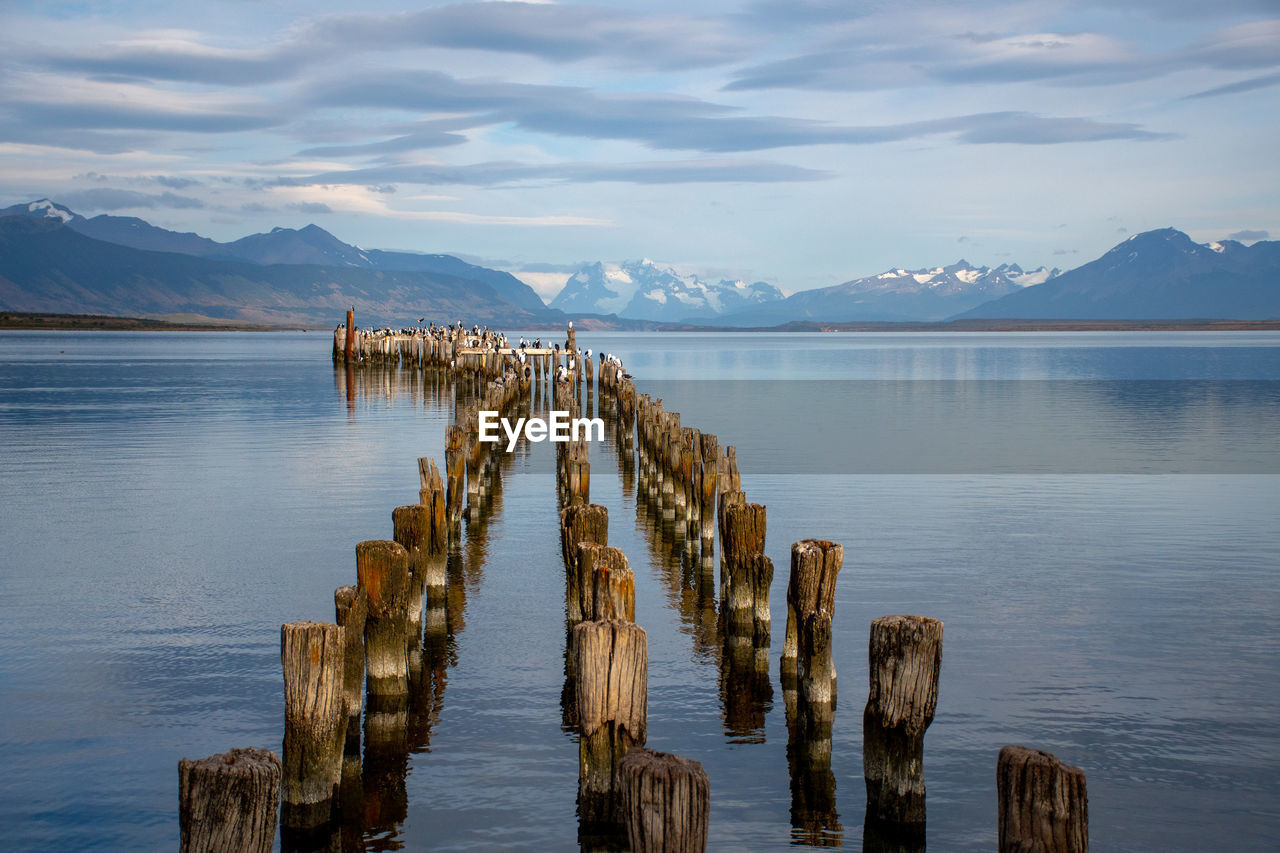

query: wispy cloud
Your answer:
[58,187,204,210]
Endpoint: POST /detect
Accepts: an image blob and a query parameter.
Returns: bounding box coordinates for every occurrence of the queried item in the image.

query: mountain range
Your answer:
[0,202,550,327]
[2,199,1277,325]
[550,259,784,322]
[960,228,1280,320]
[711,260,1058,325]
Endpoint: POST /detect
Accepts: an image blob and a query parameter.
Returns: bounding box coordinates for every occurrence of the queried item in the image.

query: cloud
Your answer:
[307,70,1169,152]
[726,18,1280,92]
[59,188,204,211]
[287,201,332,214]
[1227,229,1270,242]
[23,3,755,89]
[274,159,833,188]
[1184,70,1280,99]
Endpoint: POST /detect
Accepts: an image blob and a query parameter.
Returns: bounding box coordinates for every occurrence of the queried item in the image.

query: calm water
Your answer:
[1,330,1278,851]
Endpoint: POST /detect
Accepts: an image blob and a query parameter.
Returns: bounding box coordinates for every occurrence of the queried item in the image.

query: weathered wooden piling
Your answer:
[997,746,1088,853]
[574,543,636,625]
[343,309,355,362]
[356,540,412,698]
[417,457,450,655]
[280,621,346,827]
[179,748,281,853]
[392,504,431,634]
[863,615,943,828]
[573,619,648,824]
[444,425,465,529]
[721,502,769,638]
[560,503,610,622]
[783,540,843,681]
[618,748,710,853]
[333,585,367,719]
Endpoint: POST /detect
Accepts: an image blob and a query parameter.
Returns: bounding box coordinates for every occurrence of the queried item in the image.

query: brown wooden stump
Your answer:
[356,540,411,698]
[333,585,367,719]
[721,502,768,635]
[281,621,346,828]
[392,504,430,634]
[997,745,1088,853]
[179,748,281,853]
[560,503,609,621]
[575,543,636,625]
[618,748,709,853]
[444,425,465,531]
[573,619,648,825]
[343,309,355,362]
[863,615,943,829]
[784,540,843,683]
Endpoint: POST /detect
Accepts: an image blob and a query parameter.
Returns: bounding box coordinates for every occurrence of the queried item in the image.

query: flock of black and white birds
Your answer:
[335,320,630,386]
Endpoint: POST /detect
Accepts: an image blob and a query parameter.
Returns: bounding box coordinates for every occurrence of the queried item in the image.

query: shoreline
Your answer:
[3,310,1278,333]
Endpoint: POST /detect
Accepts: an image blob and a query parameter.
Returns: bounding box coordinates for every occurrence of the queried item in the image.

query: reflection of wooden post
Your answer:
[574,620,648,824]
[179,748,280,853]
[281,621,346,827]
[619,748,709,853]
[997,746,1088,853]
[356,540,411,698]
[863,615,943,828]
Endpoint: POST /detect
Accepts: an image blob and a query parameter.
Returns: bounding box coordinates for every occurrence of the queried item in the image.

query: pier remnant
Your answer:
[280,621,346,827]
[997,746,1088,853]
[863,615,943,829]
[179,748,280,853]
[619,748,709,853]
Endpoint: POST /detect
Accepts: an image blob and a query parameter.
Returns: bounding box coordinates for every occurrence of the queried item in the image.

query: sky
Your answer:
[1,0,1277,299]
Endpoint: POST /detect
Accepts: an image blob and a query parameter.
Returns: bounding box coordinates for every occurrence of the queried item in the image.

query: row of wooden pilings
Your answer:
[179,320,1088,853]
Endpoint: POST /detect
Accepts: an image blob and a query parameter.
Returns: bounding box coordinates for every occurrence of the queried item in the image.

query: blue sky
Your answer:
[1,0,1276,297]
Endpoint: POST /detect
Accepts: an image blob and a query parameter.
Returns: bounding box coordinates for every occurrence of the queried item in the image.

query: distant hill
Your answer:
[714,261,1055,325]
[0,216,543,327]
[550,259,784,322]
[959,228,1280,320]
[1,198,547,313]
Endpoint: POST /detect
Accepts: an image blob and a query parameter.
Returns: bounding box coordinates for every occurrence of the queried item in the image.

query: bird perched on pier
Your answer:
[568,320,574,330]
[556,365,569,383]
[584,349,591,360]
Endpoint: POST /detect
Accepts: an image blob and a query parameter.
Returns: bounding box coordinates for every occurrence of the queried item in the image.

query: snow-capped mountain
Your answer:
[2,199,81,223]
[715,260,1058,325]
[550,259,783,321]
[960,228,1280,320]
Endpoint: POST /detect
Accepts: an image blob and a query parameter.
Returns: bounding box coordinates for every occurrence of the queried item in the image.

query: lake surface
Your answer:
[1,330,1278,851]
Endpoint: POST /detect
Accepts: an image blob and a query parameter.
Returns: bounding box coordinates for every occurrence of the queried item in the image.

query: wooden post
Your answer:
[356,540,411,698]
[863,615,943,828]
[333,585,367,719]
[344,309,355,362]
[418,457,449,655]
[575,543,636,624]
[179,748,280,853]
[619,748,709,853]
[997,746,1088,853]
[783,540,843,681]
[573,619,648,825]
[560,503,609,623]
[444,425,465,531]
[392,504,431,635]
[280,621,346,827]
[721,502,768,637]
